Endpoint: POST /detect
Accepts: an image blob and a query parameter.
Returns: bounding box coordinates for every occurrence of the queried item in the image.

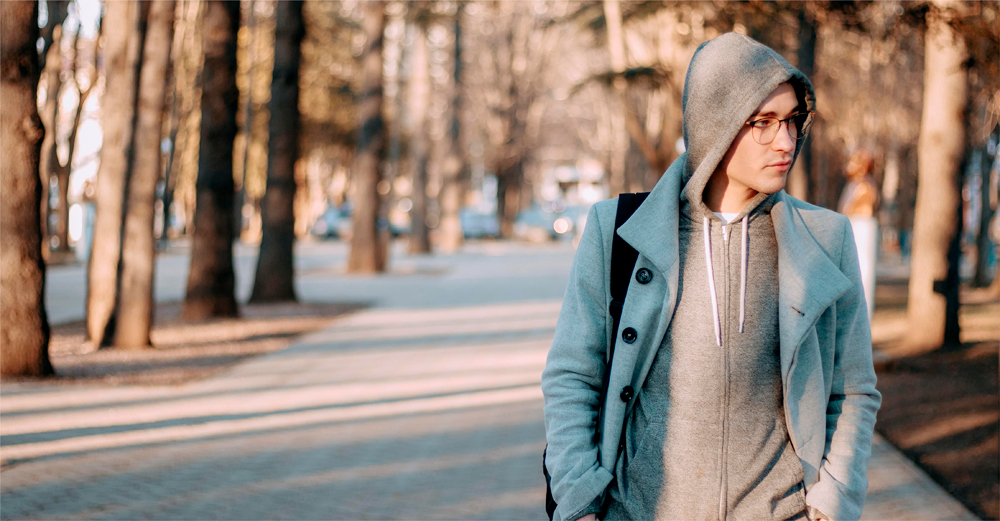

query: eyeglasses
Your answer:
[744,111,814,145]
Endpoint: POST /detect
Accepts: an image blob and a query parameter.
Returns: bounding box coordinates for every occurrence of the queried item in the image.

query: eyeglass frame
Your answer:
[743,111,815,145]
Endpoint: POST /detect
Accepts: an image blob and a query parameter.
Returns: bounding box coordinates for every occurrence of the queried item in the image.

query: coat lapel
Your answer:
[615,154,685,274]
[771,192,853,381]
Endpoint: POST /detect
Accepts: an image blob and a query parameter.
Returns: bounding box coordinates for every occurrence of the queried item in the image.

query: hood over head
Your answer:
[680,32,816,218]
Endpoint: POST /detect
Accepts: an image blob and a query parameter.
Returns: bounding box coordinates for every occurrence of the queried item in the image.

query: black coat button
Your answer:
[620,386,634,402]
[635,268,653,284]
[622,327,637,344]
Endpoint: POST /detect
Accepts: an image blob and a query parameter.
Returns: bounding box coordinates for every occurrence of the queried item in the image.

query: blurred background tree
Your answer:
[116,0,175,348]
[347,0,388,273]
[1,0,52,377]
[182,0,240,320]
[250,0,304,302]
[86,0,141,347]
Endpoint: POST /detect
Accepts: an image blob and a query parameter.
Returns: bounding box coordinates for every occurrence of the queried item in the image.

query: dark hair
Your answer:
[792,80,809,113]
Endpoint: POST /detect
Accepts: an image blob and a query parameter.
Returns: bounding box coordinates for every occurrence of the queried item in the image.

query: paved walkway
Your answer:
[3,243,979,520]
[43,240,575,325]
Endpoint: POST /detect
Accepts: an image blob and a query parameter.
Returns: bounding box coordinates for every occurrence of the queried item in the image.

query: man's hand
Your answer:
[574,515,598,521]
[807,505,830,521]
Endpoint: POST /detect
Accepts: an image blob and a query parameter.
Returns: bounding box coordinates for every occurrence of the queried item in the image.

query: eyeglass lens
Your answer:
[753,113,812,144]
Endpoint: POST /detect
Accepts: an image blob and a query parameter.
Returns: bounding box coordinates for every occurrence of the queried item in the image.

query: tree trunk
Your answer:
[437,7,466,254]
[53,166,71,252]
[116,0,175,348]
[602,0,666,177]
[158,0,191,250]
[904,1,968,352]
[250,0,302,303]
[41,20,91,257]
[974,145,997,287]
[235,0,258,242]
[787,6,815,202]
[39,24,63,255]
[496,157,523,239]
[183,0,240,320]
[408,21,431,255]
[879,142,902,254]
[39,0,69,68]
[347,2,388,273]
[37,2,69,238]
[86,0,143,347]
[50,28,84,256]
[1,0,53,377]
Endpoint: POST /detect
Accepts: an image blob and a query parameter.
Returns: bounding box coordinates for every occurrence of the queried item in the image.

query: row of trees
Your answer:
[1,0,997,377]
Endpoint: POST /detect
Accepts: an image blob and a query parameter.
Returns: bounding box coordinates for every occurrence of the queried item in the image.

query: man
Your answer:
[541,33,881,521]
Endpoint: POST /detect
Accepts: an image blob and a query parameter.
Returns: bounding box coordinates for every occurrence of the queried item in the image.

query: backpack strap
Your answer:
[597,192,649,448]
[608,192,649,345]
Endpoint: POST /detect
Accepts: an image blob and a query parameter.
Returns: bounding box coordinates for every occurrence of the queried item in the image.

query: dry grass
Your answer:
[872,280,1000,520]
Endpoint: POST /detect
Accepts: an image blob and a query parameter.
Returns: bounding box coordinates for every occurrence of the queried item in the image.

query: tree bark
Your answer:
[347,2,388,273]
[86,0,143,347]
[250,0,302,303]
[437,7,466,254]
[183,0,240,320]
[904,1,968,352]
[1,0,53,377]
[407,21,431,255]
[116,0,175,348]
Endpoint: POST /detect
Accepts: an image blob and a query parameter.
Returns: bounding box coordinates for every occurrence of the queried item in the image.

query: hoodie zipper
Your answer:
[718,222,733,521]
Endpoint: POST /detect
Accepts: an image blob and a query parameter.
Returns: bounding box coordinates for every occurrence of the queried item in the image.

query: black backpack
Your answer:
[544,192,650,520]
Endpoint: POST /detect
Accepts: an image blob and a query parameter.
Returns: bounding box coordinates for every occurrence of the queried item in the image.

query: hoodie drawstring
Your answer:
[703,215,749,347]
[738,214,748,333]
[703,217,722,347]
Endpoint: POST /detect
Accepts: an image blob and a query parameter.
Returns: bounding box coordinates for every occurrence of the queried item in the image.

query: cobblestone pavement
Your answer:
[4,243,978,520]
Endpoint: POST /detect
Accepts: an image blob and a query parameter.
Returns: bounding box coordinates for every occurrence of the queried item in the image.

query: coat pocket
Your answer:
[620,415,666,508]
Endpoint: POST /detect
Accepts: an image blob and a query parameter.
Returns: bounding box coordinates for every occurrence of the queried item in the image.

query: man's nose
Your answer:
[772,122,796,152]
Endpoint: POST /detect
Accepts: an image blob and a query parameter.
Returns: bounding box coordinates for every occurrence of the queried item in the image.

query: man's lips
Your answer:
[767,160,792,169]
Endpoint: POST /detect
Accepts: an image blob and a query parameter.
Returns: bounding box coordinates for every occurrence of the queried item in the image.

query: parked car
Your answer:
[311,205,352,240]
[460,208,501,239]
[513,203,594,243]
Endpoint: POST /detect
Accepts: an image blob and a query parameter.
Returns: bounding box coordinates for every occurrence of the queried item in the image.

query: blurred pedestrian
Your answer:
[75,179,97,264]
[838,149,879,319]
[542,33,881,521]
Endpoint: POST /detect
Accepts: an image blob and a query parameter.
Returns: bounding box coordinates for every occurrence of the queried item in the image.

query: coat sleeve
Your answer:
[807,218,882,521]
[541,203,616,521]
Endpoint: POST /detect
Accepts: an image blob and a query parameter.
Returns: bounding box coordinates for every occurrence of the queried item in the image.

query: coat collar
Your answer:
[615,155,852,374]
[615,155,684,275]
[770,191,852,377]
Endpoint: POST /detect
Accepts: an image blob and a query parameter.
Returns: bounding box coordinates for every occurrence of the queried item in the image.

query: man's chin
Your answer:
[758,172,789,195]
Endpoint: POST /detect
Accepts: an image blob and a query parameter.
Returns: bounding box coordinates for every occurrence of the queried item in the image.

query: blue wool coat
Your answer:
[541,155,882,521]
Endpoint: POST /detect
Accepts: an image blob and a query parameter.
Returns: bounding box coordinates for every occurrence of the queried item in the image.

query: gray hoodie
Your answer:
[542,32,879,521]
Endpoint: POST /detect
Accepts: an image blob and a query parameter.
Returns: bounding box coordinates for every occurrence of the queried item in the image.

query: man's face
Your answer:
[715,82,800,196]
